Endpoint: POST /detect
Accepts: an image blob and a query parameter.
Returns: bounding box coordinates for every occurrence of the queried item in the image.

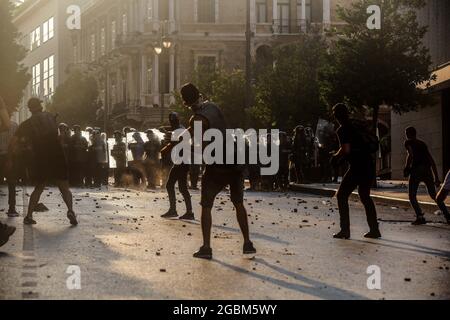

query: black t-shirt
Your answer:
[15,112,61,159]
[404,139,431,168]
[336,122,372,167]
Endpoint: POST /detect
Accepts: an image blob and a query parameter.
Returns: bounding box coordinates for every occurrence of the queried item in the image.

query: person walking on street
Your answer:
[331,103,381,240]
[8,98,78,226]
[160,112,194,220]
[404,127,450,225]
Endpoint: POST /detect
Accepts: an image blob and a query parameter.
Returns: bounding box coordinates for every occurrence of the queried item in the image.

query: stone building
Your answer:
[12,0,90,123]
[68,0,351,129]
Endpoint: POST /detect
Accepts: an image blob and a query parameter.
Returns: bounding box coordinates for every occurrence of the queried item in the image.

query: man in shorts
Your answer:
[9,98,78,226]
[163,83,256,260]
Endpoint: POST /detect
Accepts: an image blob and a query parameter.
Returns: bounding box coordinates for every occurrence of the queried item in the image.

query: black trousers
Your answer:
[336,165,379,232]
[189,165,201,188]
[409,166,450,219]
[166,165,192,212]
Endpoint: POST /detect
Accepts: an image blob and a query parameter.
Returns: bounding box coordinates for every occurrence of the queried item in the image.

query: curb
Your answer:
[290,184,447,213]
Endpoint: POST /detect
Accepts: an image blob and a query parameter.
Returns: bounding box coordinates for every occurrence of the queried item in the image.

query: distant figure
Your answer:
[143,129,161,189]
[9,98,77,226]
[404,127,450,225]
[0,95,16,247]
[0,105,19,217]
[160,112,193,220]
[292,126,306,184]
[68,125,88,187]
[331,103,381,240]
[437,170,450,221]
[277,132,291,191]
[58,123,71,160]
[111,131,127,187]
[128,131,146,186]
[93,131,108,187]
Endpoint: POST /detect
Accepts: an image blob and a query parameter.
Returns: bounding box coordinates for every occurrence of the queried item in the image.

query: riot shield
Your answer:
[81,131,93,146]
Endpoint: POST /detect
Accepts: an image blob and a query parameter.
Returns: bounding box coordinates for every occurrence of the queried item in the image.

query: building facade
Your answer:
[12,0,92,123]
[68,0,351,129]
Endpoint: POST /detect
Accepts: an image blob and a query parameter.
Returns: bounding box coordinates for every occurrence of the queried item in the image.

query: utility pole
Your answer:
[245,0,252,111]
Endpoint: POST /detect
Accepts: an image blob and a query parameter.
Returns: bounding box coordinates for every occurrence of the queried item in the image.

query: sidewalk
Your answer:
[290,181,450,213]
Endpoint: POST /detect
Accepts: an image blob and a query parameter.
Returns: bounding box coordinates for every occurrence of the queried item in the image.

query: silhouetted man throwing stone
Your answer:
[163,83,256,260]
[9,98,78,226]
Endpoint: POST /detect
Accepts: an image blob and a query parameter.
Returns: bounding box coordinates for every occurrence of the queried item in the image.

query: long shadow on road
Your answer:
[213,258,369,300]
[353,238,450,259]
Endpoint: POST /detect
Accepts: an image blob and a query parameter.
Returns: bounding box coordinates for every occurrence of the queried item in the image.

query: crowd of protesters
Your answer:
[1,91,449,254]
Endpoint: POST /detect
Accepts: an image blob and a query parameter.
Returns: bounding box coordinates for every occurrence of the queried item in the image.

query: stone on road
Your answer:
[0,186,449,300]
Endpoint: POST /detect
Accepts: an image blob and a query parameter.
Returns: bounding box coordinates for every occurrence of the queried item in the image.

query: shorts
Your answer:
[201,166,244,208]
[444,170,450,191]
[33,146,68,184]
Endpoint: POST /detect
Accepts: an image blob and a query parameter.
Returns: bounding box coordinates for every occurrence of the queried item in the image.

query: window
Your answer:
[32,63,41,96]
[30,26,41,50]
[277,1,290,33]
[43,55,54,98]
[256,1,267,23]
[147,0,153,19]
[197,55,216,73]
[43,17,54,43]
[298,0,312,22]
[197,0,216,23]
[122,13,128,34]
[111,20,117,49]
[90,34,96,61]
[147,56,153,94]
[100,27,106,56]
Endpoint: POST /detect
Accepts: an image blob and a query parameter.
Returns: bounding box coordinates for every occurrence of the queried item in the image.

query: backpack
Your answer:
[350,119,380,155]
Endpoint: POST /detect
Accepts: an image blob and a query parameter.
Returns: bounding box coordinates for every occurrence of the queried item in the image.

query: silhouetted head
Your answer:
[180,83,200,107]
[28,98,43,114]
[73,125,81,134]
[169,112,180,129]
[333,103,349,124]
[405,127,417,140]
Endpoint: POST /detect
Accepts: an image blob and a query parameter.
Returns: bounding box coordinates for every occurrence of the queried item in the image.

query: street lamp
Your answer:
[154,45,163,55]
[162,37,172,49]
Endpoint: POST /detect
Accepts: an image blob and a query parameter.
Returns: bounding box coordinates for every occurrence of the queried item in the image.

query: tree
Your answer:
[172,68,248,129]
[250,32,329,131]
[46,70,99,127]
[321,0,434,132]
[0,0,30,114]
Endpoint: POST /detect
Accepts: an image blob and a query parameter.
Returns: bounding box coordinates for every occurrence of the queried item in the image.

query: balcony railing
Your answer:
[272,19,304,34]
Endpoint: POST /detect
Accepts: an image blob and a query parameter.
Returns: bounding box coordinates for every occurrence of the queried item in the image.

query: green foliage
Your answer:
[250,32,329,131]
[321,0,433,131]
[0,0,30,114]
[172,67,247,128]
[46,70,99,127]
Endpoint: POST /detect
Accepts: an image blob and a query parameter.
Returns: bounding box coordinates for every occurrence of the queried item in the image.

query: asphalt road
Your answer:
[0,185,449,300]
